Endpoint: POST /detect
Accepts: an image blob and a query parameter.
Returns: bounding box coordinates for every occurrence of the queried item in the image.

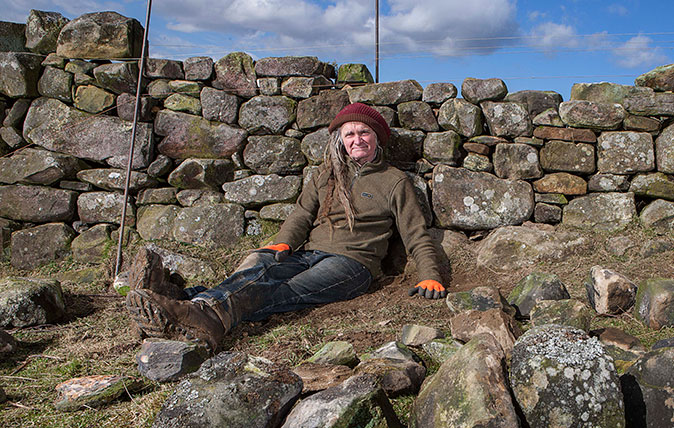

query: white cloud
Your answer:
[0,0,127,23]
[528,11,546,21]
[529,22,579,53]
[607,4,629,16]
[613,35,668,68]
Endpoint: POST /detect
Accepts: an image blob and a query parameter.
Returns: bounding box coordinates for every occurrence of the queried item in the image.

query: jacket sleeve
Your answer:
[273,172,321,251]
[390,177,444,284]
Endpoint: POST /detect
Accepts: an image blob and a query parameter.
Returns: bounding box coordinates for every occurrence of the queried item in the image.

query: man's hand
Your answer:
[408,280,446,299]
[259,243,292,262]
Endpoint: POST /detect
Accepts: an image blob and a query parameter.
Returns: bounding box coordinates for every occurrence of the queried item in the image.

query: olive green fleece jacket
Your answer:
[274,153,443,283]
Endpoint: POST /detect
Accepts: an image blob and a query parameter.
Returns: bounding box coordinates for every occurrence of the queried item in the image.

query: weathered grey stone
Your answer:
[0,148,83,185]
[347,80,422,105]
[176,189,224,207]
[354,357,425,398]
[385,128,425,164]
[493,143,543,179]
[238,95,296,135]
[153,352,302,428]
[59,181,92,192]
[147,79,172,99]
[586,266,637,315]
[624,114,661,133]
[168,80,204,97]
[534,193,568,205]
[222,174,301,208]
[257,77,280,96]
[0,329,16,355]
[77,191,135,226]
[3,98,31,128]
[243,136,306,175]
[481,100,533,138]
[640,199,674,233]
[56,12,142,59]
[597,131,655,174]
[145,58,183,80]
[530,299,594,332]
[24,97,152,169]
[421,338,463,365]
[397,101,438,131]
[461,78,507,104]
[622,347,674,427]
[0,126,26,148]
[172,203,244,248]
[450,308,522,357]
[93,62,142,95]
[533,125,597,143]
[116,93,155,122]
[307,341,359,368]
[634,278,674,329]
[606,235,639,257]
[588,173,631,192]
[44,52,66,67]
[291,362,353,395]
[71,223,112,262]
[54,375,143,412]
[136,338,208,382]
[571,82,653,105]
[147,155,173,178]
[559,100,626,130]
[507,271,570,318]
[652,338,674,350]
[155,110,247,159]
[505,90,563,117]
[410,334,518,428]
[0,277,65,327]
[25,10,68,54]
[38,66,72,103]
[137,188,178,205]
[422,82,457,104]
[437,98,483,137]
[296,90,350,130]
[10,223,75,270]
[74,85,115,114]
[199,87,238,124]
[0,185,77,222]
[259,203,295,221]
[432,165,533,230]
[422,130,461,165]
[256,56,334,79]
[136,205,180,241]
[281,76,331,98]
[640,238,674,258]
[336,63,373,85]
[656,122,674,173]
[167,158,234,190]
[446,285,516,317]
[212,52,257,98]
[533,172,587,195]
[282,373,399,428]
[591,327,646,373]
[532,107,564,127]
[0,21,27,52]
[629,172,674,201]
[183,56,213,81]
[64,59,97,75]
[401,324,444,347]
[635,63,674,92]
[624,92,674,116]
[534,202,562,223]
[563,192,636,232]
[540,140,595,174]
[0,52,42,98]
[163,93,201,115]
[463,152,493,172]
[144,244,218,283]
[511,325,625,428]
[77,168,157,192]
[300,128,330,164]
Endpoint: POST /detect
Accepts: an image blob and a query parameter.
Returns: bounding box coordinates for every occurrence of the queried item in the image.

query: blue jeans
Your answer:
[184,250,372,328]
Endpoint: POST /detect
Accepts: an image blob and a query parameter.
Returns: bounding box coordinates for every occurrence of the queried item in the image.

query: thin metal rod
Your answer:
[114,0,152,278]
[375,0,379,83]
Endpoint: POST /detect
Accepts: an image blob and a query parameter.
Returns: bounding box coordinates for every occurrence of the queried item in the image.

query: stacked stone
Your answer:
[0,10,673,270]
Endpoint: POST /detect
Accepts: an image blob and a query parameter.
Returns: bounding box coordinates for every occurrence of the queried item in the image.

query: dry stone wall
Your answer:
[1,10,674,269]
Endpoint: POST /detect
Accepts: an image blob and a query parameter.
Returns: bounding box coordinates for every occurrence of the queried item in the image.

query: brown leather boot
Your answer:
[126,289,228,352]
[129,247,187,300]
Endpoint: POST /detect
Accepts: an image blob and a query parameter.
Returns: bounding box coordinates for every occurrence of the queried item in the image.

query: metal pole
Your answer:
[375,0,379,83]
[114,0,152,278]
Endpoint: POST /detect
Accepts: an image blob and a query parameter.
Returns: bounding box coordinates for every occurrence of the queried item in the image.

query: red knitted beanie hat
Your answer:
[328,103,391,145]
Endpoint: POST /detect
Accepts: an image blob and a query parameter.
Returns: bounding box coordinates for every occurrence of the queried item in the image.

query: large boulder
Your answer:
[481,101,533,138]
[510,325,625,428]
[10,223,76,270]
[0,52,42,98]
[238,95,297,135]
[437,98,483,137]
[0,277,65,327]
[0,185,77,222]
[431,165,533,230]
[152,352,302,428]
[25,10,69,54]
[222,174,301,208]
[505,90,562,117]
[212,52,257,98]
[0,148,83,185]
[562,192,636,232]
[461,78,507,104]
[410,334,519,428]
[296,90,350,130]
[24,97,153,169]
[597,131,655,174]
[559,100,626,130]
[56,11,143,59]
[635,63,674,92]
[155,110,246,160]
[347,80,423,105]
[243,136,306,175]
[172,204,244,248]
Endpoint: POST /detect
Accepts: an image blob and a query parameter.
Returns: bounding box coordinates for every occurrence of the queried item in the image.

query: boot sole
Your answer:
[126,290,211,351]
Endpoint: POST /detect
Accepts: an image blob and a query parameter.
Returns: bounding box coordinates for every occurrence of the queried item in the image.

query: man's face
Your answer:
[340,121,378,164]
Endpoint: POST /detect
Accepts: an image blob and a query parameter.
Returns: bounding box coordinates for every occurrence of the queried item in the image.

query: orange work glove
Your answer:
[408,280,446,299]
[259,243,292,262]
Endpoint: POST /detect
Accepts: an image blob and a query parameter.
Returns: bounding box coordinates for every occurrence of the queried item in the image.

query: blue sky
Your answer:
[3,0,672,100]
